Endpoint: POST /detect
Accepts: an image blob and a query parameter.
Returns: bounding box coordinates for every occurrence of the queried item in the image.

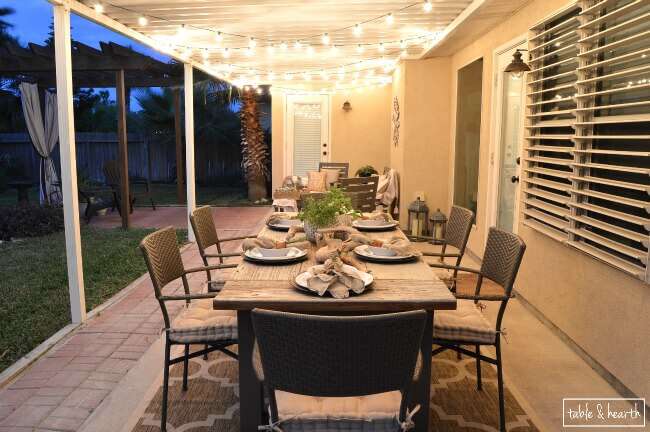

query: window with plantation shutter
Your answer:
[523,5,581,241]
[523,0,650,281]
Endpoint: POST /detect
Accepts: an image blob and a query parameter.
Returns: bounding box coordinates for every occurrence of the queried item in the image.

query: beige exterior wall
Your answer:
[270,86,391,189]
[391,58,452,223]
[446,0,650,399]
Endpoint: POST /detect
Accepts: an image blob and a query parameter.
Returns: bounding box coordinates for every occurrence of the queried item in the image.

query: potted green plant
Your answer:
[299,188,360,243]
[355,165,378,177]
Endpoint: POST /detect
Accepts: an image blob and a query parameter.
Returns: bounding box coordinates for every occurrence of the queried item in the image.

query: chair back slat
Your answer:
[338,176,379,212]
[190,206,219,253]
[480,227,526,294]
[445,206,475,253]
[319,162,349,178]
[252,309,426,397]
[139,227,185,294]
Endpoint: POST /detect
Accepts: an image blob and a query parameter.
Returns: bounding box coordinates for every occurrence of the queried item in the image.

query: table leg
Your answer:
[237,311,262,432]
[413,311,433,432]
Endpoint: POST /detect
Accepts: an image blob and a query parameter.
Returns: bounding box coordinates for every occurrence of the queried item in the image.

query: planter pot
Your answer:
[303,221,321,244]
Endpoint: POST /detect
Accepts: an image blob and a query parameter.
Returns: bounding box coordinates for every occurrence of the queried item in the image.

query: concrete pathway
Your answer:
[0,206,270,432]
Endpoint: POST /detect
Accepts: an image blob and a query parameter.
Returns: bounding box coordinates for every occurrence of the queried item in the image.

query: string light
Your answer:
[215,31,223,43]
[400,40,407,49]
[356,44,364,53]
[322,33,330,45]
[330,45,339,55]
[268,71,276,81]
[245,47,254,56]
[137,16,148,26]
[386,13,394,25]
[353,24,362,37]
[423,0,433,12]
[284,73,293,81]
[177,24,187,39]
[280,42,288,51]
[93,3,104,13]
[248,37,257,48]
[266,45,275,55]
[378,43,385,53]
[294,41,302,50]
[222,47,230,58]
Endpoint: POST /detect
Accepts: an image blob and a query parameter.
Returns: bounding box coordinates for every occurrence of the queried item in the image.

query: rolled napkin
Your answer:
[305,257,367,299]
[315,238,343,263]
[382,236,423,257]
[341,233,383,252]
[286,225,305,242]
[363,212,394,222]
[316,225,357,241]
[242,236,279,252]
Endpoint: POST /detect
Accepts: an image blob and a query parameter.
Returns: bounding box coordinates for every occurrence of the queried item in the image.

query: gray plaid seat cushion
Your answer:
[168,300,237,344]
[275,390,402,432]
[433,300,496,344]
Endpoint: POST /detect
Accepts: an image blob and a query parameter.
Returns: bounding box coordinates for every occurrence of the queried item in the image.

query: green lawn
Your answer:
[0,184,255,207]
[0,226,186,372]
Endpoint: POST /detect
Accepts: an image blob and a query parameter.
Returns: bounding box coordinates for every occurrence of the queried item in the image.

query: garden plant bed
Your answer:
[0,226,186,372]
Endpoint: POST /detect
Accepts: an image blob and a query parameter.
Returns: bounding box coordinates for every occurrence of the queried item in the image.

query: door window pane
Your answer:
[453,59,483,215]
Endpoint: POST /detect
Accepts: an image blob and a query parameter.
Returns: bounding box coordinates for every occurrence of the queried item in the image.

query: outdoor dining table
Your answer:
[213,220,457,432]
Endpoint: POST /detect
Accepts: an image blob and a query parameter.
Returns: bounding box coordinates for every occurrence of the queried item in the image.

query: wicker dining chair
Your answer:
[431,227,526,432]
[252,309,426,432]
[423,205,475,292]
[338,176,379,212]
[139,227,238,432]
[318,161,349,178]
[190,206,256,290]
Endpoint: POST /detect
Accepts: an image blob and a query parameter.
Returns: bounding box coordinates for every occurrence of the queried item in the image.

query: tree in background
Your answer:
[240,88,269,201]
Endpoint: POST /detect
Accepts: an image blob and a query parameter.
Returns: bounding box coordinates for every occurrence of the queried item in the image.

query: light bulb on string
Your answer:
[353,24,362,37]
[423,0,433,12]
[386,13,394,25]
[356,44,364,53]
[249,37,257,48]
[177,24,187,39]
[94,3,104,13]
[330,45,339,56]
[137,16,148,26]
[215,31,223,43]
[245,47,254,56]
[294,41,302,50]
[322,33,330,45]
[400,40,407,49]
[280,42,288,51]
[378,43,385,53]
[222,47,230,58]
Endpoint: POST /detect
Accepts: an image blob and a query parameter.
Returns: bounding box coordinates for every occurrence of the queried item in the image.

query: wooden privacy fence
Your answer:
[0,132,244,185]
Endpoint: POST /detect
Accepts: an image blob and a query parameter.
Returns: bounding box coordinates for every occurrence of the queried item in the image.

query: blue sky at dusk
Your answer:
[3,0,172,109]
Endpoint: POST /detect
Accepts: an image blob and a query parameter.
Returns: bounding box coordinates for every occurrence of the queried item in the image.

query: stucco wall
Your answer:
[446,0,650,399]
[270,86,391,190]
[391,58,452,223]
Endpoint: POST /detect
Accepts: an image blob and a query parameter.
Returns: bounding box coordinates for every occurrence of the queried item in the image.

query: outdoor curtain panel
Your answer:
[19,82,62,205]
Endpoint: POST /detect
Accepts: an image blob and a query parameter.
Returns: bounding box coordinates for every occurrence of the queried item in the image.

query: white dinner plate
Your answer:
[244,247,307,263]
[353,245,417,263]
[352,219,398,231]
[267,219,302,231]
[294,264,374,291]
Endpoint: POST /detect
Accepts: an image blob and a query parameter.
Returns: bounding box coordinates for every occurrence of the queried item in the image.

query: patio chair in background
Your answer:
[423,205,475,292]
[103,160,156,213]
[318,161,349,178]
[338,175,379,212]
[190,206,256,290]
[431,227,526,432]
[252,309,426,432]
[139,227,238,432]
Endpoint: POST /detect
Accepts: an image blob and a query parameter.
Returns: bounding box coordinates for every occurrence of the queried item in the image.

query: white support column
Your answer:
[184,63,196,242]
[53,4,86,323]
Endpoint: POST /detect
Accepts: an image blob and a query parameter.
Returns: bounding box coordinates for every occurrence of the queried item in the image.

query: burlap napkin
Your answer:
[305,257,367,299]
[382,236,422,257]
[242,236,311,252]
[266,213,296,226]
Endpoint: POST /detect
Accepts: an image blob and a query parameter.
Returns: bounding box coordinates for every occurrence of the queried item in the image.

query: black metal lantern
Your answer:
[429,208,448,245]
[504,49,531,78]
[407,197,429,239]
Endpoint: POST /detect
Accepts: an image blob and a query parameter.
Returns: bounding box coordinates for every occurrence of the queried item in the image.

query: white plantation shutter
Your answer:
[292,103,322,177]
[523,0,650,281]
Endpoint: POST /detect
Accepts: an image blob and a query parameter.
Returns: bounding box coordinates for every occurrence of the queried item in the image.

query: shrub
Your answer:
[355,165,378,177]
[0,205,65,241]
[299,187,359,228]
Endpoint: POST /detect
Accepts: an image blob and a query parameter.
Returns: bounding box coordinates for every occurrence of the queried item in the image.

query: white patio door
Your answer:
[285,95,329,178]
[490,41,526,234]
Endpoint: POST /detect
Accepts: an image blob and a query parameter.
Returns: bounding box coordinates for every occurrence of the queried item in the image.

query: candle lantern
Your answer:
[407,197,429,239]
[429,208,448,245]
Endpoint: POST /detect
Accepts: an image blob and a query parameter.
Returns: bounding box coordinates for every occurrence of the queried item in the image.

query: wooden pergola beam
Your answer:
[116,69,130,229]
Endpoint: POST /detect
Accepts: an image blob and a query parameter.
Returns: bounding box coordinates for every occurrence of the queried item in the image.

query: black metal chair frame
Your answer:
[251,309,427,430]
[139,227,239,431]
[430,227,526,432]
[423,205,475,292]
[103,160,156,214]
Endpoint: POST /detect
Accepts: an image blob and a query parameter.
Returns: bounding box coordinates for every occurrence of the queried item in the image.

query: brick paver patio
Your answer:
[0,206,271,431]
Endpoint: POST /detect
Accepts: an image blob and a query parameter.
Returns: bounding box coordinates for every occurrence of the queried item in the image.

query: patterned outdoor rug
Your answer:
[131,349,538,432]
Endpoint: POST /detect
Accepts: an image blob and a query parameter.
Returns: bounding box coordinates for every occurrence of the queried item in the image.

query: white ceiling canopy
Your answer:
[83,0,475,90]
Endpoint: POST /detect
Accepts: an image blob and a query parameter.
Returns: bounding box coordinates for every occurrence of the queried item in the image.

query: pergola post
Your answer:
[116,69,130,229]
[173,88,185,204]
[184,63,196,242]
[53,3,86,324]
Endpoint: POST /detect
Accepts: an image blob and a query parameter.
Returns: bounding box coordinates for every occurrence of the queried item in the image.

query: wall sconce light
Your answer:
[342,100,352,111]
[504,49,531,78]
